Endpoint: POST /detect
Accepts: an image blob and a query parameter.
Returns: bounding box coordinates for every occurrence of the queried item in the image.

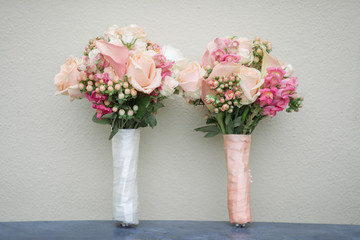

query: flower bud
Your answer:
[128,110,134,116]
[131,88,137,96]
[112,107,118,112]
[115,84,121,91]
[118,93,125,99]
[222,104,229,110]
[86,85,93,92]
[99,85,106,92]
[113,76,120,83]
[119,109,125,116]
[125,89,131,94]
[89,74,94,80]
[108,81,113,86]
[133,105,139,111]
[79,83,84,90]
[123,82,129,88]
[104,100,110,106]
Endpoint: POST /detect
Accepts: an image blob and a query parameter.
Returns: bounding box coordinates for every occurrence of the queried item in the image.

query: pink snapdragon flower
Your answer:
[92,103,112,120]
[261,67,298,117]
[281,76,298,88]
[214,38,226,49]
[211,49,226,62]
[103,73,110,84]
[259,87,277,107]
[264,75,280,88]
[220,54,241,63]
[95,73,103,80]
[161,69,172,79]
[263,105,283,117]
[272,97,290,110]
[267,67,286,80]
[85,92,107,104]
[152,54,174,80]
[153,54,167,67]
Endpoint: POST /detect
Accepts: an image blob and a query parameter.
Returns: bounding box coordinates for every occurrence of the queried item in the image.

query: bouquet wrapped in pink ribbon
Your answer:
[177,36,303,227]
[54,25,178,227]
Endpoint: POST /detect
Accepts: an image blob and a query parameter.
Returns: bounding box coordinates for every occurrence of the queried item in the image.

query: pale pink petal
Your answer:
[96,39,129,79]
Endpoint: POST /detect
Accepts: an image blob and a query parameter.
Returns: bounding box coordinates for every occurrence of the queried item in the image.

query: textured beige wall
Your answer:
[1,0,359,224]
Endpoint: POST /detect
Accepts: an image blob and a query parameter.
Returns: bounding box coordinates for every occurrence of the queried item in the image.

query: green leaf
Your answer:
[145,113,157,128]
[153,102,165,112]
[233,117,242,128]
[206,117,217,124]
[225,112,231,125]
[235,125,244,134]
[194,125,219,133]
[108,125,119,140]
[135,96,151,118]
[204,131,220,138]
[241,106,250,124]
[101,112,116,119]
[92,113,111,125]
[225,120,234,134]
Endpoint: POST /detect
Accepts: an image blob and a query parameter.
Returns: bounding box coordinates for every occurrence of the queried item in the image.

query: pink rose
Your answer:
[54,56,83,100]
[126,52,162,94]
[238,66,264,104]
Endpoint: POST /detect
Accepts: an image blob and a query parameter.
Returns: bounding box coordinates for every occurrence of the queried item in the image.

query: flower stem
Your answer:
[215,113,226,134]
[242,106,261,134]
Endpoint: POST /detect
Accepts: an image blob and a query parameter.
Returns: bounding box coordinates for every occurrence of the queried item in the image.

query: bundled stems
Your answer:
[242,106,262,134]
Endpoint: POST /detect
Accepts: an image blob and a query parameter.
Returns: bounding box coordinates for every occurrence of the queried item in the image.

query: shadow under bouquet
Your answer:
[54,24,178,227]
[177,36,303,226]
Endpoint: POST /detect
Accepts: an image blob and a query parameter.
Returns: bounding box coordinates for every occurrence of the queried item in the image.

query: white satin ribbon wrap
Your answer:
[112,129,140,225]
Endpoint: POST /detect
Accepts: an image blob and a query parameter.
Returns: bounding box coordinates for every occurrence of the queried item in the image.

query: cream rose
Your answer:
[238,66,264,104]
[54,56,83,100]
[126,52,162,94]
[160,76,178,96]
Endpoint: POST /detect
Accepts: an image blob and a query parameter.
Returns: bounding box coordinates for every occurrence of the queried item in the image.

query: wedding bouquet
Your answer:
[54,25,178,227]
[177,36,303,226]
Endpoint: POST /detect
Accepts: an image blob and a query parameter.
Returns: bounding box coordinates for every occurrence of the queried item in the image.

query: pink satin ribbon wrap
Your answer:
[223,134,252,224]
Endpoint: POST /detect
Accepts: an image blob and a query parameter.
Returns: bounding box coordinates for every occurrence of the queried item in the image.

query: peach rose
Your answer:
[201,62,263,105]
[239,66,264,104]
[202,62,241,105]
[126,52,162,94]
[177,62,205,100]
[54,56,83,100]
